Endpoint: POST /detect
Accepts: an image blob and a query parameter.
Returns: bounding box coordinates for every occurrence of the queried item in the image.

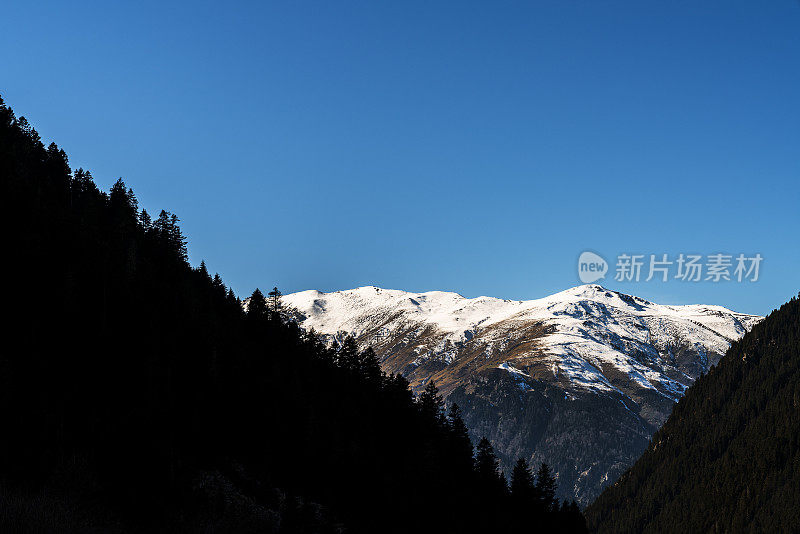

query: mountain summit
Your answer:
[283,284,760,503]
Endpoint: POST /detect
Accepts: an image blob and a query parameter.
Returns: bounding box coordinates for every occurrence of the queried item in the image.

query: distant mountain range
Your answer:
[282,284,761,504]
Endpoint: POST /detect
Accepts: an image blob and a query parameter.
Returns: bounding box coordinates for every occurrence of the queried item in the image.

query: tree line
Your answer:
[0,94,585,532]
[586,291,800,533]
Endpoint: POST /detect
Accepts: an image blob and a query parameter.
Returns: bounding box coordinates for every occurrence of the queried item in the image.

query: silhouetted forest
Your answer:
[0,95,586,532]
[586,292,800,533]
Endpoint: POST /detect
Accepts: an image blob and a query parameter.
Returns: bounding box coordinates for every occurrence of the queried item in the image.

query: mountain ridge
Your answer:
[585,292,800,532]
[283,284,759,398]
[281,283,761,503]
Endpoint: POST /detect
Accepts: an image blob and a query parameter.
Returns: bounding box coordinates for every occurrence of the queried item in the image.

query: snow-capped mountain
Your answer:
[282,284,761,504]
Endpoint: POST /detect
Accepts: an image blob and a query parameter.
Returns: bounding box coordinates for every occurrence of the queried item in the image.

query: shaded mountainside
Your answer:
[586,292,800,533]
[0,95,586,532]
[283,286,761,504]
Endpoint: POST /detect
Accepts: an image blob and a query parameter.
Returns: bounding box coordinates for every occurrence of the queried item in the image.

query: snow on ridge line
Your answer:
[281,284,760,338]
[281,284,762,395]
[284,284,758,316]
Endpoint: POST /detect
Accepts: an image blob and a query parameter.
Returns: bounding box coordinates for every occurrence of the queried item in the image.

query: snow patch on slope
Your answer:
[283,284,761,397]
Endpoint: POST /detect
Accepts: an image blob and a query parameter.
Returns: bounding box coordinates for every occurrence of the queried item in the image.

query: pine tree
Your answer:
[212,273,225,296]
[109,178,138,234]
[475,437,505,488]
[358,347,383,385]
[227,288,240,311]
[418,380,445,425]
[139,209,152,229]
[535,462,558,513]
[126,188,138,213]
[510,458,535,501]
[473,437,507,531]
[267,286,282,317]
[247,288,268,320]
[168,213,187,262]
[447,404,474,469]
[198,260,210,280]
[336,336,360,370]
[510,457,537,532]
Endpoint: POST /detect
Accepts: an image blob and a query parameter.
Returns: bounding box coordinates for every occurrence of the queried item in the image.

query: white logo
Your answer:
[578,251,608,284]
[577,251,763,283]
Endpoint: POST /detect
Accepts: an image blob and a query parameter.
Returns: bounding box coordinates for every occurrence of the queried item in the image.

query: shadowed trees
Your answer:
[0,94,587,533]
[587,292,800,533]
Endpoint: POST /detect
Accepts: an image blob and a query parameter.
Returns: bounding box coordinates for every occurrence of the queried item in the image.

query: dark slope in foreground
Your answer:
[586,292,800,533]
[0,96,586,533]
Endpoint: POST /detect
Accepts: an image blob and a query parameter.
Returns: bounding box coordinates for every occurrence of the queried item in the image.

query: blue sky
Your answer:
[2,1,798,315]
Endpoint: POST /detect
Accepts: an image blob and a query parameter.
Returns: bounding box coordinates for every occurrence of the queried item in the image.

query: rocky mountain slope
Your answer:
[586,293,800,532]
[282,284,761,504]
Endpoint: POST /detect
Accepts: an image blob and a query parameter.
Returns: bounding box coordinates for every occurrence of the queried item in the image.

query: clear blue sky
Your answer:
[2,1,798,315]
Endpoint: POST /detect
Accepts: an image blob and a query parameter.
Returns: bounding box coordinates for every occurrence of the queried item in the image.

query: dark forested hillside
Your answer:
[586,292,800,533]
[0,96,585,533]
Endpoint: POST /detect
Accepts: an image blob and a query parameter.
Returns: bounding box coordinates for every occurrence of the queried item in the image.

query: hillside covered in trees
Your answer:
[586,291,800,532]
[0,95,586,532]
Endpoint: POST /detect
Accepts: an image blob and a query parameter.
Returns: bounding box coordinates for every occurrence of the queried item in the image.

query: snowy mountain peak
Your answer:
[284,284,760,399]
[281,284,761,504]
